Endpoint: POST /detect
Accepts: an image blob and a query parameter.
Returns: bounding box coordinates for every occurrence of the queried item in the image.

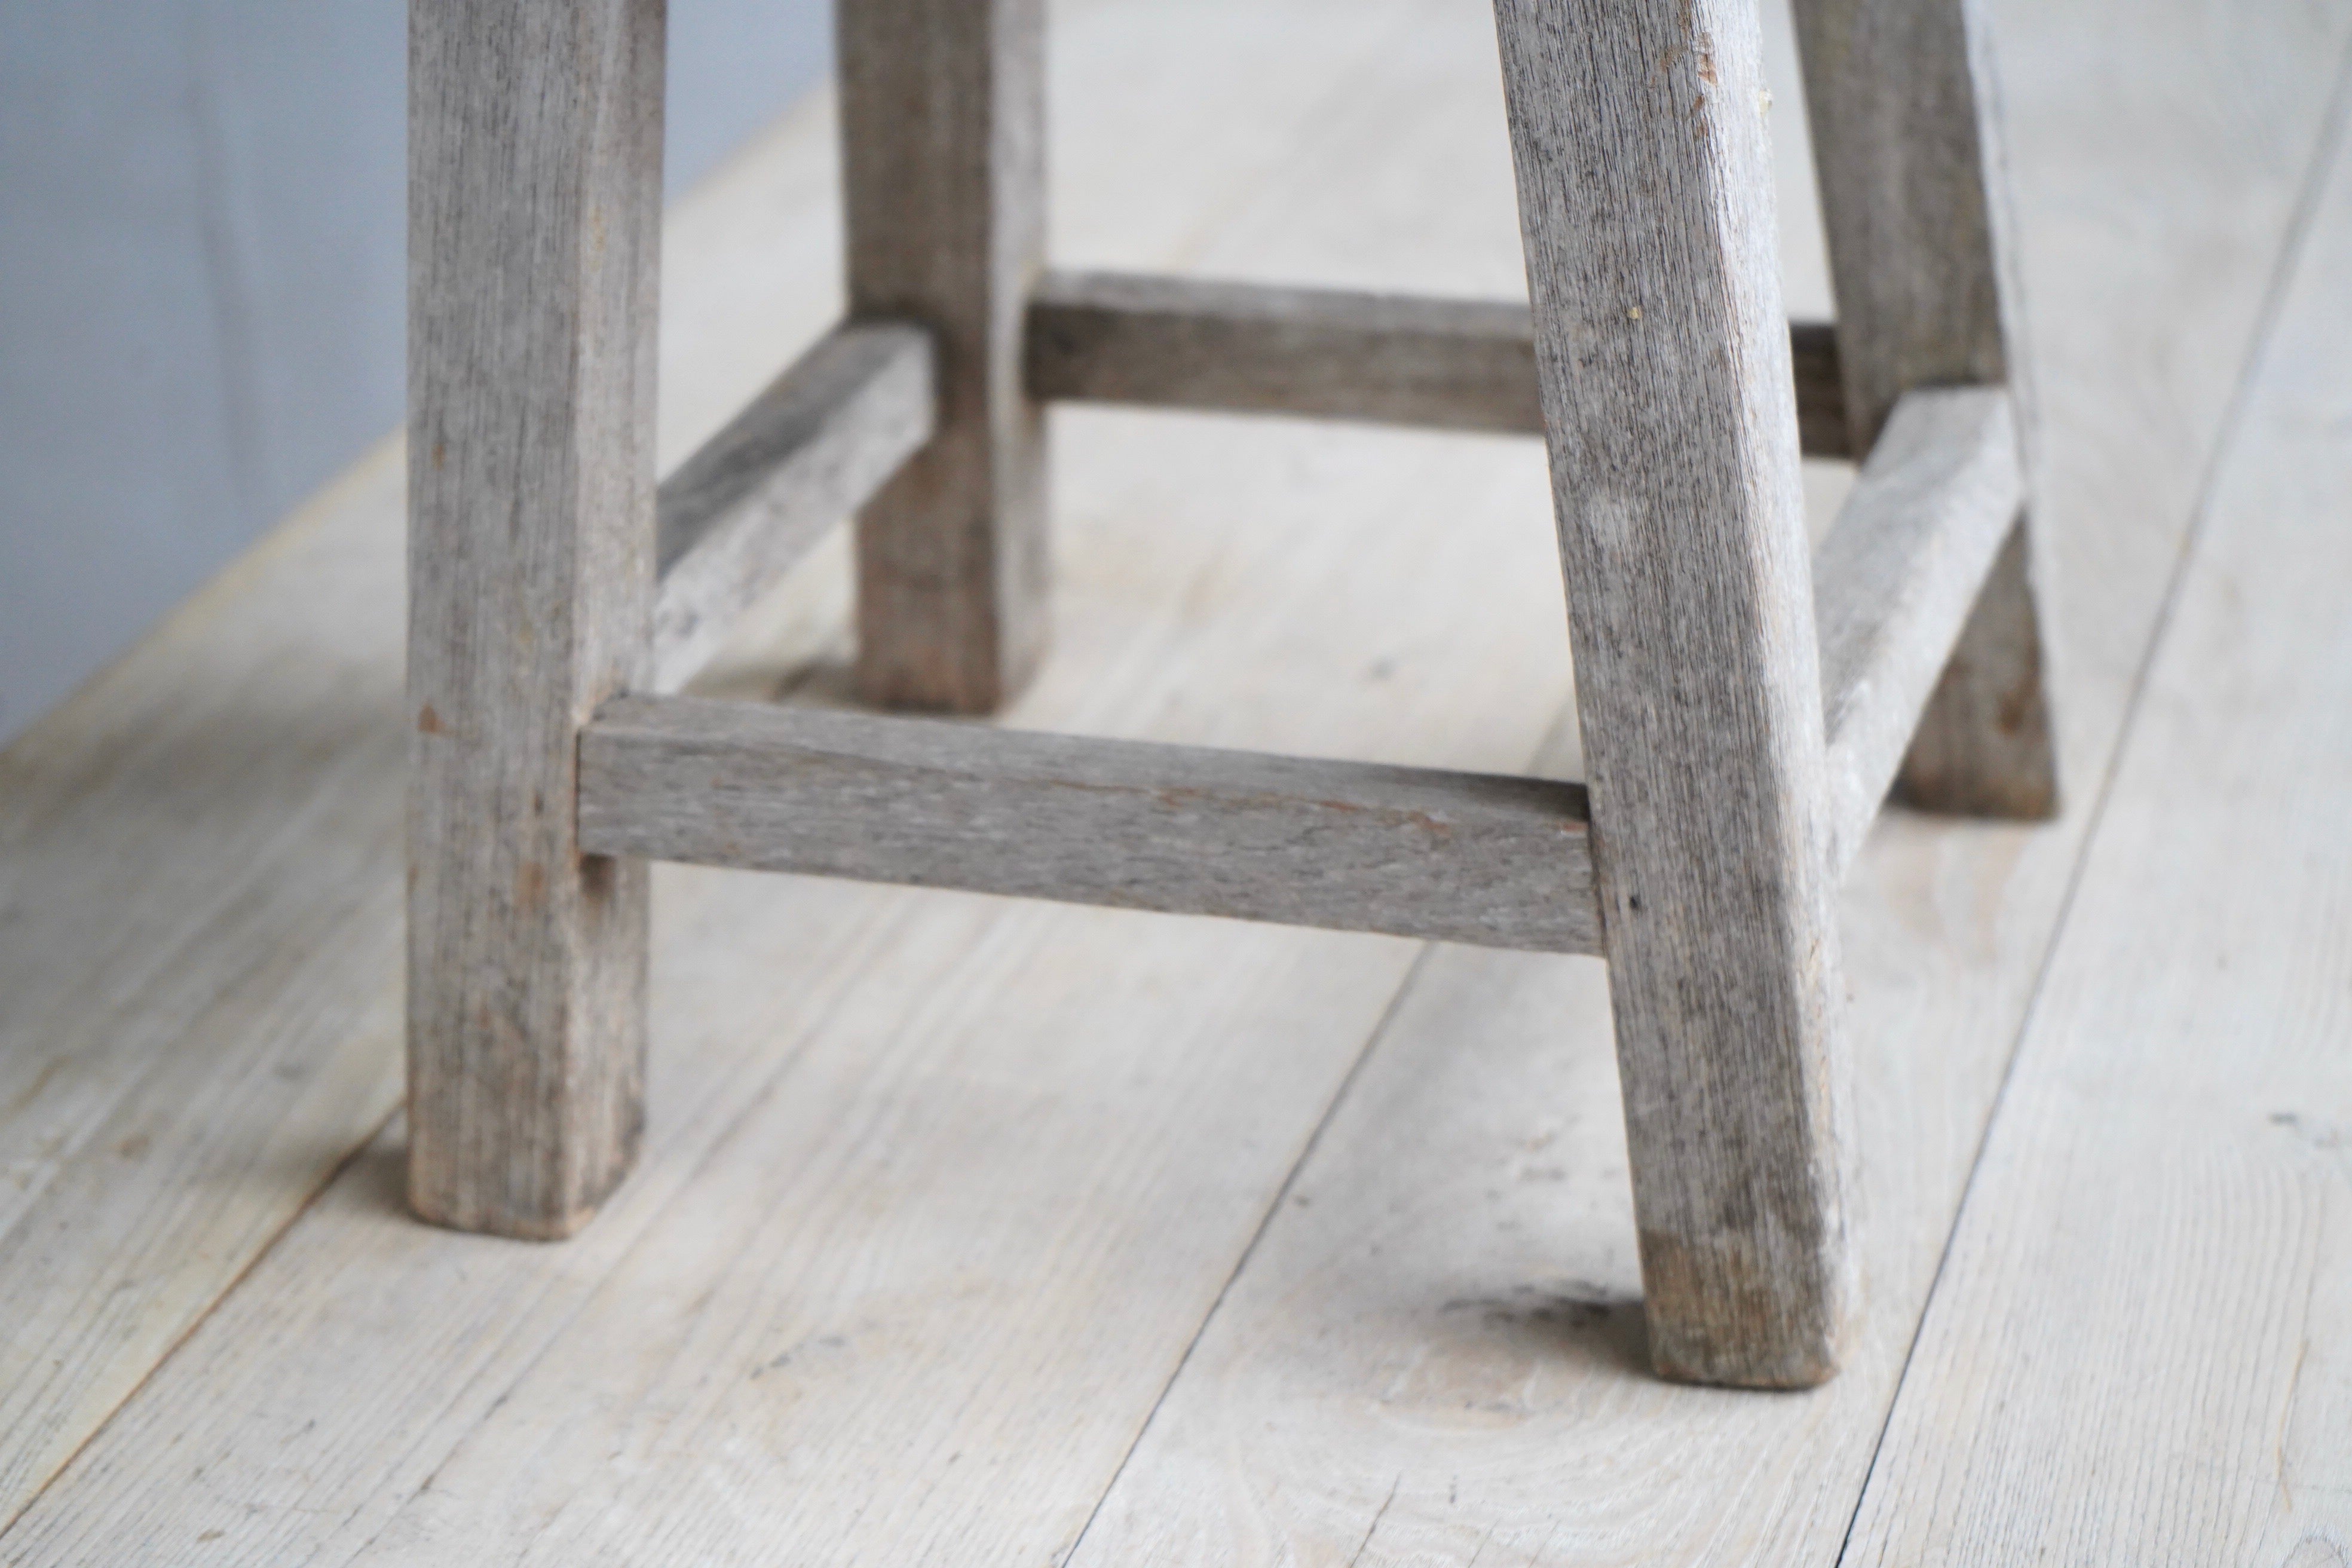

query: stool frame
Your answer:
[406,0,2057,1388]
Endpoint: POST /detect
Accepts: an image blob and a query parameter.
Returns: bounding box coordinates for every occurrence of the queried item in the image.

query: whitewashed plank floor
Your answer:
[0,1,2346,1563]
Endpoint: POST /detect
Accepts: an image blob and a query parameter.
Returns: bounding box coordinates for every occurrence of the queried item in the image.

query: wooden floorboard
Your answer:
[1056,2,2352,1564]
[0,0,2342,1563]
[0,68,867,1537]
[1840,60,2352,1566]
[0,1,1557,1558]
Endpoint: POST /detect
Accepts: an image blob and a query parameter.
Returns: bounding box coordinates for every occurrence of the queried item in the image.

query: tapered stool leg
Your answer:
[1795,0,2062,818]
[840,0,1050,713]
[406,0,663,1237]
[1491,0,1857,1386]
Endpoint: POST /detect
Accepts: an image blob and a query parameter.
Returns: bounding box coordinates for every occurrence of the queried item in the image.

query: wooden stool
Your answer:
[406,0,2057,1389]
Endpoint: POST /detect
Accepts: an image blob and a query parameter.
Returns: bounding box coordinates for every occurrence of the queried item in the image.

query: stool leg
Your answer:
[1492,0,1857,1386]
[406,0,662,1237]
[1795,0,2061,818]
[839,0,1049,713]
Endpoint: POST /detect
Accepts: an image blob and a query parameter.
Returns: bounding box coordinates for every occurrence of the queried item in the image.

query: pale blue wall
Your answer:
[0,1,831,745]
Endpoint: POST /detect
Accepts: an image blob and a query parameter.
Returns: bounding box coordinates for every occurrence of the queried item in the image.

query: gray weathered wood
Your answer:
[405,0,662,1239]
[2,0,2341,1557]
[578,696,1603,954]
[650,322,935,693]
[838,0,1048,713]
[1892,516,2056,813]
[1492,0,1854,1386]
[1027,269,1853,457]
[1815,386,2023,871]
[1795,0,2060,819]
[1027,270,1538,433]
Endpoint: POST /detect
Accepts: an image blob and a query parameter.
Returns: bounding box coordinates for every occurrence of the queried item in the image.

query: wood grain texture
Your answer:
[0,69,880,1534]
[838,0,1048,713]
[1027,268,1854,457]
[404,0,662,1239]
[1027,269,1541,433]
[0,8,1586,1558]
[1842,102,2352,1567]
[1815,385,2023,871]
[1059,8,2352,1560]
[0,452,412,1536]
[1889,514,2057,814]
[579,695,1602,953]
[650,321,934,694]
[1794,0,2007,442]
[1030,270,1853,461]
[1795,0,2060,820]
[1493,0,1852,1386]
[2,0,2346,1560]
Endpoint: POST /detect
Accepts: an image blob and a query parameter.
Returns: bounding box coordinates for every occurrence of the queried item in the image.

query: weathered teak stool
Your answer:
[406,0,2057,1388]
